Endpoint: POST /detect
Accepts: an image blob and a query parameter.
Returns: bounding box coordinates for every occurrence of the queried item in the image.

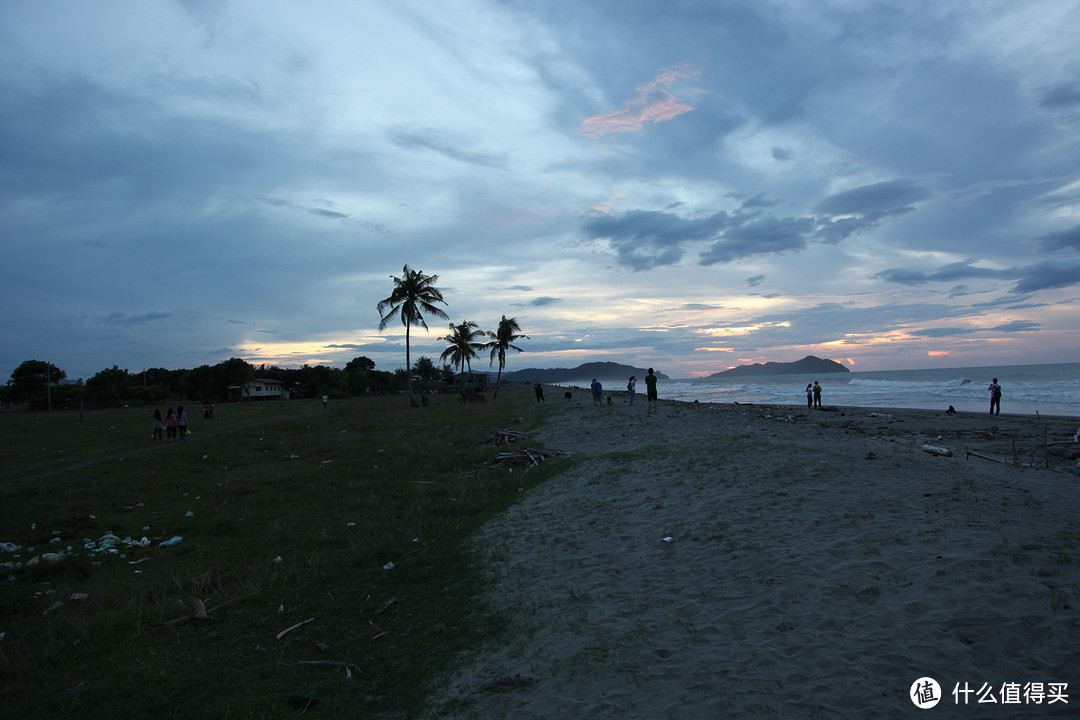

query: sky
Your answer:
[2,0,1079,383]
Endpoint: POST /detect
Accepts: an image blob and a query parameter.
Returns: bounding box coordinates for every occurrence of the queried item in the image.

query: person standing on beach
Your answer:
[322,394,328,410]
[812,381,822,409]
[533,383,545,403]
[805,383,813,409]
[627,376,637,404]
[988,378,1002,415]
[591,378,603,407]
[645,368,658,415]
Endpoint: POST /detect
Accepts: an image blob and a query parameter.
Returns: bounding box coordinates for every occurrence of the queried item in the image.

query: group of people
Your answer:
[152,407,188,441]
[799,378,1005,415]
[588,368,660,414]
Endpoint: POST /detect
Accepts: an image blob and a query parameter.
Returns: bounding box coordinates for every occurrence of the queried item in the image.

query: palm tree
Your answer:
[411,356,439,390]
[377,265,448,405]
[483,315,529,399]
[440,320,486,390]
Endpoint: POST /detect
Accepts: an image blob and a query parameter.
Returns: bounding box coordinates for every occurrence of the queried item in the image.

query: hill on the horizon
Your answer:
[705,355,849,378]
[501,362,669,385]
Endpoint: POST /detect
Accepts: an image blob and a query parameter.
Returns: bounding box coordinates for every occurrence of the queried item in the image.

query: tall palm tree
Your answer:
[377,265,448,405]
[483,315,529,399]
[440,320,486,390]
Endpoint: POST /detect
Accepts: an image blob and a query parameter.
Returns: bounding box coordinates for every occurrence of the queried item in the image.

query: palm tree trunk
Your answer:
[405,322,416,406]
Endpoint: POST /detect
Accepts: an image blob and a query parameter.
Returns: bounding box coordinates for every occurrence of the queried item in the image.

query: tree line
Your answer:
[3,265,528,410]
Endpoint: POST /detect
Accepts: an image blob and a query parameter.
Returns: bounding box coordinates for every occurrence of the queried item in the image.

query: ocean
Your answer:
[617,363,1080,418]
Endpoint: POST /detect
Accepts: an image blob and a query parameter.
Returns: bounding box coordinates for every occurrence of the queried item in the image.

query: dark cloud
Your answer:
[875,261,1014,286]
[101,311,174,326]
[1037,81,1080,110]
[1035,224,1080,252]
[699,216,811,265]
[814,179,931,242]
[816,179,930,217]
[875,269,931,285]
[991,320,1041,332]
[578,209,730,271]
[909,327,978,337]
[739,193,777,210]
[745,275,765,287]
[388,127,507,169]
[525,296,560,306]
[771,146,791,161]
[1009,262,1080,293]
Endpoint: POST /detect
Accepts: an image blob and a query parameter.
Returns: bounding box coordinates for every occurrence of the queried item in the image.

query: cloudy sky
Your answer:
[3,0,1079,382]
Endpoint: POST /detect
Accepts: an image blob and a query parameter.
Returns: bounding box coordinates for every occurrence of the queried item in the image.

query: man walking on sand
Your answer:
[645,368,658,415]
[591,378,603,407]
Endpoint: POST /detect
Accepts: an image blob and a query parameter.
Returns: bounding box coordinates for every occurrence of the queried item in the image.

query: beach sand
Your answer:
[428,397,1080,718]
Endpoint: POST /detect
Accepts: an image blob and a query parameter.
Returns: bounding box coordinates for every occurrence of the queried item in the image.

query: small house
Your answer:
[227,378,291,402]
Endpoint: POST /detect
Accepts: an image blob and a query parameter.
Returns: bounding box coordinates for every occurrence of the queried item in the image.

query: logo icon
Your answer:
[911,677,942,709]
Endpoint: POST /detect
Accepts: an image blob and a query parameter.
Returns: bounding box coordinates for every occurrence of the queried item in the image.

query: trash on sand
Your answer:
[70,592,88,601]
[159,536,183,547]
[662,536,674,543]
[43,600,62,616]
[0,542,21,553]
[185,510,195,517]
[382,561,394,571]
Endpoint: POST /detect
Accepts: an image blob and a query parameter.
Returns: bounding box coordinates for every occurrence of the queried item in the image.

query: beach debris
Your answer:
[0,542,21,553]
[481,428,530,445]
[492,448,563,469]
[966,450,1006,464]
[382,561,394,570]
[662,536,674,543]
[276,617,315,640]
[374,597,397,615]
[921,444,953,457]
[158,536,183,547]
[150,591,258,630]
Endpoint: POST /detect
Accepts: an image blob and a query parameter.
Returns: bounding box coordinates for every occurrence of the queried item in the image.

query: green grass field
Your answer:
[0,387,561,718]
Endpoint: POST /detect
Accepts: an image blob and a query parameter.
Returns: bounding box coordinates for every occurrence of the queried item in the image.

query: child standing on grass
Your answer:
[177,406,188,441]
[165,408,178,440]
[152,409,165,441]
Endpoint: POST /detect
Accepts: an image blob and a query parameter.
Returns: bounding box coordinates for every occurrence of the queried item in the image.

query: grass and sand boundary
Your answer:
[3,389,1079,718]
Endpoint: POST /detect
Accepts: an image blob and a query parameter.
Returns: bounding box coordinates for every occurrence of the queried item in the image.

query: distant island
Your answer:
[502,362,669,385]
[705,355,849,378]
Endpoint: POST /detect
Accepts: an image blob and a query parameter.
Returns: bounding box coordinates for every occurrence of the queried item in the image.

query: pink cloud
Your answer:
[579,64,702,140]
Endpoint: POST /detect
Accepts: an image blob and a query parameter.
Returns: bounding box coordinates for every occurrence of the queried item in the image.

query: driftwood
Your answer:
[149,590,258,630]
[276,617,315,640]
[967,450,1006,464]
[481,428,530,445]
[921,444,953,457]
[460,447,565,478]
[490,447,563,470]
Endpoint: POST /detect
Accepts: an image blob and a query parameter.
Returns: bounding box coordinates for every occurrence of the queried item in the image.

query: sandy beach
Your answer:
[428,396,1080,718]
